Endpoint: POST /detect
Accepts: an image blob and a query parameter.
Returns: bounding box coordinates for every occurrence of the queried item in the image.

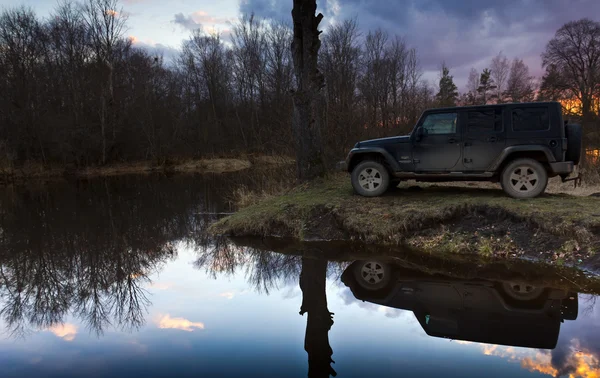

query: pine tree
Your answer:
[435,63,458,107]
[477,68,497,105]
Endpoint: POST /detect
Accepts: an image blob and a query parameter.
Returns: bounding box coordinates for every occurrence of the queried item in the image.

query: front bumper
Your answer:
[336,160,348,171]
[549,161,574,175]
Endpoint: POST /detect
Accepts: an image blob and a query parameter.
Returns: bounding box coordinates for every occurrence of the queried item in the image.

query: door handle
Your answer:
[448,138,457,143]
[487,136,497,142]
[464,142,472,147]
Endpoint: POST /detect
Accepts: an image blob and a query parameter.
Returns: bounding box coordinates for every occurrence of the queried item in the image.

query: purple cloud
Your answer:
[239,0,600,89]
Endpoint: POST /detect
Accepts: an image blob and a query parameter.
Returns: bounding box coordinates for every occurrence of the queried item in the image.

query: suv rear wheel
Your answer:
[501,158,548,199]
[351,160,390,197]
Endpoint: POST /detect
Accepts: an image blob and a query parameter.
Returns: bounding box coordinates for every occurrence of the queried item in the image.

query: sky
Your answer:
[1,0,600,90]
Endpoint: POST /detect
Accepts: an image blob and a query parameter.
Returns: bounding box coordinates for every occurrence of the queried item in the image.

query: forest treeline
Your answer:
[0,0,599,168]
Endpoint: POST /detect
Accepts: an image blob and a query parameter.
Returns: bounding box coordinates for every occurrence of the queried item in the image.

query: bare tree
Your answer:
[321,18,361,158]
[505,58,535,103]
[82,0,128,164]
[466,68,480,105]
[291,0,326,180]
[542,18,600,150]
[490,52,510,103]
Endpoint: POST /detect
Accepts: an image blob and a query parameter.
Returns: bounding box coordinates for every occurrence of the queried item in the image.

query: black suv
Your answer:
[343,102,582,198]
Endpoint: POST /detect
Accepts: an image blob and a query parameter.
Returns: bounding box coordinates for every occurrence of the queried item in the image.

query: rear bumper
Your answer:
[549,161,574,175]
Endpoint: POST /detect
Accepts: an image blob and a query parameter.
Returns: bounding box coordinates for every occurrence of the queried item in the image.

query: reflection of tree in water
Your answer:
[196,242,339,377]
[300,257,337,377]
[0,175,228,336]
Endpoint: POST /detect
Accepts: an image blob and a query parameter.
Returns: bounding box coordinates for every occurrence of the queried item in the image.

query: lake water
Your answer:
[0,173,598,378]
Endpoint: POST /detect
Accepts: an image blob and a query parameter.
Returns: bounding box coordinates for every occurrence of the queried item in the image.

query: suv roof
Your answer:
[424,101,561,113]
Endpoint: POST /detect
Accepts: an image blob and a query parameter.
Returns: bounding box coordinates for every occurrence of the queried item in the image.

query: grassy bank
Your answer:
[0,155,295,182]
[210,173,600,268]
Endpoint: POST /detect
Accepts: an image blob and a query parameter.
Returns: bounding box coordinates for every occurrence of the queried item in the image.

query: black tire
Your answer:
[501,158,548,199]
[353,261,393,291]
[500,282,545,301]
[565,123,583,165]
[351,160,390,197]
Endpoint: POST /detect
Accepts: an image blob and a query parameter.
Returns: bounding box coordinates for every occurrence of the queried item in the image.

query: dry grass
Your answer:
[229,167,297,208]
[171,159,252,173]
[0,158,266,181]
[251,155,295,166]
[413,168,600,196]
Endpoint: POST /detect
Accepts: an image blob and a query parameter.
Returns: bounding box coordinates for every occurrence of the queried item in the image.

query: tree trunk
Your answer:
[299,257,336,378]
[291,0,326,181]
[581,96,593,167]
[101,89,107,165]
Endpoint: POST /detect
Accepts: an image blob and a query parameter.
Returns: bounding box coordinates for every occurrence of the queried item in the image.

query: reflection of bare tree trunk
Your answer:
[299,257,336,377]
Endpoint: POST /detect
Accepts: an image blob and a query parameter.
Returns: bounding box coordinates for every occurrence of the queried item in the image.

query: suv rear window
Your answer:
[467,109,502,132]
[512,107,549,131]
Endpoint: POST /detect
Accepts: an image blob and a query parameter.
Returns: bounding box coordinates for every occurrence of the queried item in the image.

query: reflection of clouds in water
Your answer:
[452,340,600,377]
[522,348,600,378]
[47,323,77,341]
[338,288,407,319]
[128,340,149,354]
[549,295,600,377]
[455,295,600,378]
[282,286,301,299]
[219,291,235,299]
[155,314,205,332]
[148,282,174,290]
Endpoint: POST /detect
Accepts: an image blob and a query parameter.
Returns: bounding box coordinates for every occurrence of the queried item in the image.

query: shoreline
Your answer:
[0,156,295,182]
[210,174,600,272]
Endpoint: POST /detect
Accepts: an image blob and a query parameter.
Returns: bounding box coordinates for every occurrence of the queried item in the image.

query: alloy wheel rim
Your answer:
[360,261,385,284]
[358,168,383,191]
[509,165,539,192]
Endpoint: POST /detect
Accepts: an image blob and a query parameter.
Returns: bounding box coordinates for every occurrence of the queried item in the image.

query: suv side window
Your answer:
[421,112,457,135]
[467,109,502,133]
[512,107,549,131]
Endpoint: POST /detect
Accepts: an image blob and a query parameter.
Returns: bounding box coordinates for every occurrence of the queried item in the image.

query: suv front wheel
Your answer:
[351,160,390,197]
[500,158,548,199]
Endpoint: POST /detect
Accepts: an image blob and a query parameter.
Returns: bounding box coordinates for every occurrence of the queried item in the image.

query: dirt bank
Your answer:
[210,174,600,269]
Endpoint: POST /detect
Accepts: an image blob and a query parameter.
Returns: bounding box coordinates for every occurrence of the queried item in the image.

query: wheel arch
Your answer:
[347,148,399,174]
[490,146,555,177]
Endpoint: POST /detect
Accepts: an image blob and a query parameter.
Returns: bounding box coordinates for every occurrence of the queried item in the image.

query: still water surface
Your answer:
[0,174,598,378]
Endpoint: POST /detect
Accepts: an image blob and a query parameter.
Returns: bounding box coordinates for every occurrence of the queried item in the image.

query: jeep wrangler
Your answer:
[342,102,582,198]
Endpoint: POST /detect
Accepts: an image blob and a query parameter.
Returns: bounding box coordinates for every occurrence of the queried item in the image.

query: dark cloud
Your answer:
[239,0,333,21]
[239,0,600,89]
[172,12,201,31]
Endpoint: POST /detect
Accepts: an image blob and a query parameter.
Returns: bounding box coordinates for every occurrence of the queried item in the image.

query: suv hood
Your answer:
[355,135,410,148]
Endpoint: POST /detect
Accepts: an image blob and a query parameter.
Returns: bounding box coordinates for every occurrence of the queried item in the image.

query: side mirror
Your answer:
[415,127,424,141]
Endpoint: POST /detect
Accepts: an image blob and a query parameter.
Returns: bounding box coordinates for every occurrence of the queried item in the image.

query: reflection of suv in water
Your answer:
[342,102,582,198]
[341,260,578,349]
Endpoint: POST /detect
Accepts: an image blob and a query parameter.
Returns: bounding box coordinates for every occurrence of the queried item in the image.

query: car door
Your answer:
[413,111,461,171]
[462,107,506,171]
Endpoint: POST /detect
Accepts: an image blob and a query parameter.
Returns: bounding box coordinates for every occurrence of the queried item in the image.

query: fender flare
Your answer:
[488,145,557,171]
[346,147,400,172]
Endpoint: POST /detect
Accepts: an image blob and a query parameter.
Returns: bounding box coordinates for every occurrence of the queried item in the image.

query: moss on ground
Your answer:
[210,173,600,267]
